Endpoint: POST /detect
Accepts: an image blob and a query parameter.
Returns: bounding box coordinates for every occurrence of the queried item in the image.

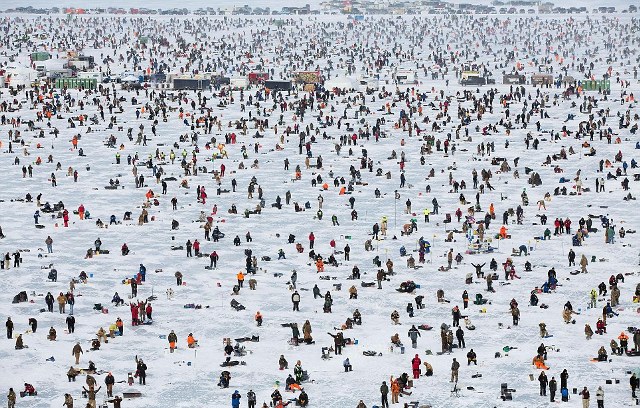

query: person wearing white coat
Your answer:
[595,386,604,408]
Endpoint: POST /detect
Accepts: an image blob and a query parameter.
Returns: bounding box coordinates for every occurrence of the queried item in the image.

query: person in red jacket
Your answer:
[309,232,315,249]
[146,303,152,320]
[564,218,572,235]
[130,303,139,326]
[411,354,422,379]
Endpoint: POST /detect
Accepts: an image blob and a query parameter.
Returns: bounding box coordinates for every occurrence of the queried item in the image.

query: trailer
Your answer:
[503,74,526,84]
[248,72,269,84]
[172,78,211,90]
[293,71,321,85]
[461,76,487,86]
[264,80,292,91]
[30,52,51,62]
[531,74,554,86]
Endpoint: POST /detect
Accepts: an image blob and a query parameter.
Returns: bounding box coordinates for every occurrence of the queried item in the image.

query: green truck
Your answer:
[54,77,98,90]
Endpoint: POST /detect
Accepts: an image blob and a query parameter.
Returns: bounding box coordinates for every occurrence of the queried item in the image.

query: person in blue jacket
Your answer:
[139,264,147,282]
[231,390,241,408]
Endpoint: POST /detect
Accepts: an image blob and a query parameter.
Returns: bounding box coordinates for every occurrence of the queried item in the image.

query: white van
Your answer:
[395,69,418,85]
[78,71,103,82]
[230,77,249,89]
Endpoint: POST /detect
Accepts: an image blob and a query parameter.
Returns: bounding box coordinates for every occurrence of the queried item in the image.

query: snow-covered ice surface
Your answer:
[0,11,640,408]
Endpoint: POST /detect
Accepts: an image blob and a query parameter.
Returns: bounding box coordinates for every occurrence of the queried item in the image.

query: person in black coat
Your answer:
[136,356,147,385]
[6,317,13,339]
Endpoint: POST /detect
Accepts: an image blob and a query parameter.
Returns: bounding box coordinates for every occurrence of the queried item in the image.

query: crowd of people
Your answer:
[0,10,639,407]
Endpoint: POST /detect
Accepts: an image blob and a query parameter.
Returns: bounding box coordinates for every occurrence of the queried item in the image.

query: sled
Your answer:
[122,392,142,398]
[417,324,433,331]
[19,392,37,397]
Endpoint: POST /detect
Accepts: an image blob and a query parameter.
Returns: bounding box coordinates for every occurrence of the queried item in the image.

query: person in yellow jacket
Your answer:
[108,323,117,338]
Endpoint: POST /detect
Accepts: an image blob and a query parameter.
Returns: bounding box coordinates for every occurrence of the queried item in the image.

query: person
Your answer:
[168,330,178,353]
[411,354,421,379]
[539,371,548,396]
[7,388,16,408]
[390,377,400,404]
[5,317,13,339]
[631,373,639,398]
[343,357,352,372]
[187,333,198,348]
[106,396,122,408]
[595,386,604,408]
[72,342,83,364]
[23,383,35,396]
[357,401,367,408]
[580,386,590,408]
[13,333,24,349]
[408,325,420,348]
[47,326,57,341]
[466,349,477,365]
[298,390,309,407]
[380,380,389,408]
[28,317,37,333]
[279,355,288,370]
[292,291,300,311]
[231,390,241,408]
[549,376,557,402]
[247,389,257,408]
[136,356,147,385]
[105,372,115,397]
[597,346,607,361]
[67,366,79,382]
[451,358,460,382]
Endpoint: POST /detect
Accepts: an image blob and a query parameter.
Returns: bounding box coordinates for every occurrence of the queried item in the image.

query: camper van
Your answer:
[394,69,418,85]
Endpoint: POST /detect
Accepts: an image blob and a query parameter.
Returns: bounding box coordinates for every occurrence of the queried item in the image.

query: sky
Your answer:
[8,0,635,11]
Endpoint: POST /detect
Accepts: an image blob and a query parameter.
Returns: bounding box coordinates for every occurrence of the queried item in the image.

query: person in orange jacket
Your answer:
[533,354,549,370]
[500,225,508,239]
[255,311,263,326]
[78,204,85,220]
[187,333,198,348]
[237,271,245,288]
[390,377,400,404]
[619,332,629,352]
